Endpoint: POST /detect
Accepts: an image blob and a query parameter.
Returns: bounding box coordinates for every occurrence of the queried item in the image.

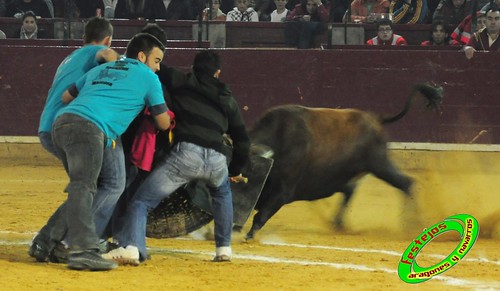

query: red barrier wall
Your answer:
[0,46,498,144]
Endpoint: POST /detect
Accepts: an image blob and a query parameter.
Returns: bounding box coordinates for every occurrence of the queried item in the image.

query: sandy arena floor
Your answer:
[0,148,499,290]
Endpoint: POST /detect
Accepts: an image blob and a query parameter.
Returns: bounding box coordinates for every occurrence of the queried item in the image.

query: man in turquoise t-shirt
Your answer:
[38,17,118,155]
[30,17,124,265]
[45,33,171,271]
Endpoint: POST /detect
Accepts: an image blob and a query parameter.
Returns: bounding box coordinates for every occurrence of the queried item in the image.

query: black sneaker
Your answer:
[48,243,68,264]
[67,250,118,271]
[28,241,49,262]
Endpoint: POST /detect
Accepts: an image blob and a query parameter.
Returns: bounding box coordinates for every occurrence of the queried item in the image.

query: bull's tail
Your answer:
[381,82,444,124]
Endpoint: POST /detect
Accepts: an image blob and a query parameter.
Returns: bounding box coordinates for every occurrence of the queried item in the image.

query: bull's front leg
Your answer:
[333,185,355,230]
[246,199,284,240]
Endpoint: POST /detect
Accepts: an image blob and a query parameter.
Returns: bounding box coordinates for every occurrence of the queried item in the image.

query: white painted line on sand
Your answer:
[0,234,497,290]
[261,241,500,266]
[150,247,500,290]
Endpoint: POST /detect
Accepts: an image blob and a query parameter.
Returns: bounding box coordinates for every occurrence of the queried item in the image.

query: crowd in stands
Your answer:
[0,0,499,50]
[0,0,494,23]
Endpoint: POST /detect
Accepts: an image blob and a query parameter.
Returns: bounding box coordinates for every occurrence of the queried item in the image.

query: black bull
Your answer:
[243,83,443,239]
[144,83,442,239]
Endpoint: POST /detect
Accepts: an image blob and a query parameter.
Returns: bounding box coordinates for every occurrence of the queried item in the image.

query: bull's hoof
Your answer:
[334,223,346,232]
[232,225,243,232]
[244,232,255,241]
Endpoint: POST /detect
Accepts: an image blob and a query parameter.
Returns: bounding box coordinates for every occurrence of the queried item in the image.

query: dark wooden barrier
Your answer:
[0,17,436,46]
[0,46,496,144]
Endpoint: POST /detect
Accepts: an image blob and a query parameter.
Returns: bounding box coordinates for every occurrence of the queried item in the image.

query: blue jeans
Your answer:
[36,130,125,248]
[113,142,232,260]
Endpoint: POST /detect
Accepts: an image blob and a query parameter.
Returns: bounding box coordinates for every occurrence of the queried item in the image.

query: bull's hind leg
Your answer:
[246,195,285,240]
[369,151,421,233]
[368,150,413,194]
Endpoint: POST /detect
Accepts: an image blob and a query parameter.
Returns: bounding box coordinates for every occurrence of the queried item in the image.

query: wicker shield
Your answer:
[146,183,213,238]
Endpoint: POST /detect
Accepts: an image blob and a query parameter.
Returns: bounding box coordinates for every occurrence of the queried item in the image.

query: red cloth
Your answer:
[129,109,175,172]
[451,12,485,45]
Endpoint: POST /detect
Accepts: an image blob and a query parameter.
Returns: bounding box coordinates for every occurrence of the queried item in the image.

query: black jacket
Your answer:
[6,0,51,18]
[157,66,250,176]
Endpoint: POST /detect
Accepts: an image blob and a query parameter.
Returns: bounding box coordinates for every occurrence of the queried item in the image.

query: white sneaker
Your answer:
[213,246,232,262]
[101,245,140,266]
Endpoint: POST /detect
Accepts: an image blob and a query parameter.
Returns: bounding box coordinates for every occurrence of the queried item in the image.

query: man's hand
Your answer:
[230,174,248,183]
[464,46,476,59]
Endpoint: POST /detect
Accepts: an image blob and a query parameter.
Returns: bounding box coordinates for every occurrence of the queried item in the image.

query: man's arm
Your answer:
[152,111,171,131]
[464,32,479,59]
[61,84,79,103]
[96,48,120,64]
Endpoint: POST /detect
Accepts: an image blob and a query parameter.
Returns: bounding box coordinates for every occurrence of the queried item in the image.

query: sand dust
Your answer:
[0,148,499,290]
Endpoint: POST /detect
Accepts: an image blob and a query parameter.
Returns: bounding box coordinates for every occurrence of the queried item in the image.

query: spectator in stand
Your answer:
[102,0,117,18]
[144,0,194,20]
[285,0,330,48]
[19,10,41,39]
[480,0,500,12]
[113,0,146,19]
[390,0,428,24]
[286,0,301,10]
[433,0,473,26]
[0,0,5,17]
[255,0,276,21]
[220,0,236,13]
[464,7,500,59]
[329,0,349,22]
[367,18,408,45]
[451,11,487,44]
[6,0,52,18]
[271,0,289,22]
[350,0,389,23]
[73,0,103,18]
[202,0,227,20]
[421,19,461,45]
[427,0,441,22]
[191,0,204,17]
[226,0,259,21]
[44,0,53,17]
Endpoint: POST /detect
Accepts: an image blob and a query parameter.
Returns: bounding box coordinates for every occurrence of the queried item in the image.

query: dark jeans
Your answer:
[51,113,106,251]
[36,130,125,250]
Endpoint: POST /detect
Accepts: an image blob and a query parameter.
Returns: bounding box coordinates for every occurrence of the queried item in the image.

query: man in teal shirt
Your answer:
[46,33,171,271]
[31,17,124,265]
